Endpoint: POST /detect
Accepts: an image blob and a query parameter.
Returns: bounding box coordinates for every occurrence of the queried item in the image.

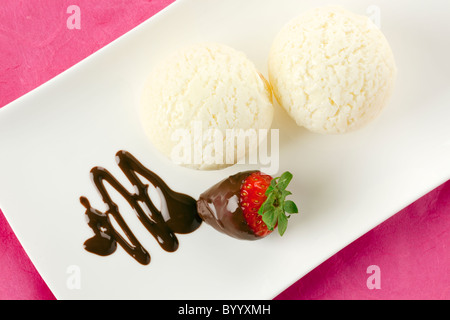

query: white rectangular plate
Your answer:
[0,0,449,299]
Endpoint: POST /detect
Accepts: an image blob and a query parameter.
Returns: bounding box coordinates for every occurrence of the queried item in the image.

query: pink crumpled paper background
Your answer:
[0,0,449,300]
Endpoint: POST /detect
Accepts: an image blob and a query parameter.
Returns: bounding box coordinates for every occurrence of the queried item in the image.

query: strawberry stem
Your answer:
[258,171,298,236]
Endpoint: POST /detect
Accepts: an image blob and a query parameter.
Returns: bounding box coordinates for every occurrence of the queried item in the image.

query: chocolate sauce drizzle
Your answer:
[80,150,202,265]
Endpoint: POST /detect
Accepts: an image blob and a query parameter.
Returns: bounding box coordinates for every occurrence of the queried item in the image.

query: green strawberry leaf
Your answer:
[257,171,299,237]
[277,171,293,191]
[282,190,292,198]
[284,200,298,214]
[270,178,278,187]
[262,208,277,231]
[258,192,275,215]
[265,185,274,195]
[277,211,288,236]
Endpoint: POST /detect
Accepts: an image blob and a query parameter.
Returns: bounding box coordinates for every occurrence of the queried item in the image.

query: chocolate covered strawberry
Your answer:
[197,171,298,240]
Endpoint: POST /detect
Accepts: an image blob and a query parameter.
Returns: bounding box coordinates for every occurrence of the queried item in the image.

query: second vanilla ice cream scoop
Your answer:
[268,6,397,134]
[140,43,274,170]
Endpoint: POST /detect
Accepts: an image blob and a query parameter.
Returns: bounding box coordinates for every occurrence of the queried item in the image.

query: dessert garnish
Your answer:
[197,171,298,240]
[80,151,202,265]
[80,152,298,265]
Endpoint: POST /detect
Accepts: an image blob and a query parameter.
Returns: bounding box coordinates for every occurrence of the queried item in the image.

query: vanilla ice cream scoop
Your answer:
[268,6,397,134]
[140,43,274,170]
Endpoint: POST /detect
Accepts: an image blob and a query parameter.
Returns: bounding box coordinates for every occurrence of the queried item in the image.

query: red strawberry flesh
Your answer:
[240,172,274,238]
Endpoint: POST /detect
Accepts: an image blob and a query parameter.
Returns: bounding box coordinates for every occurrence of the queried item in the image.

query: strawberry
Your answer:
[197,171,298,240]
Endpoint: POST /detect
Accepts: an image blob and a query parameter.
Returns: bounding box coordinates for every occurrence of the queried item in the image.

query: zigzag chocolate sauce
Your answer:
[80,150,202,265]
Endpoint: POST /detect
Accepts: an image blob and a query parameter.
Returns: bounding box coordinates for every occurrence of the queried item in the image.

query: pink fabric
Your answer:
[0,0,449,300]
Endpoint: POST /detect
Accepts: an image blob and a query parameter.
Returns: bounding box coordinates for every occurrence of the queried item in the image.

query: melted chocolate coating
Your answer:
[80,150,202,265]
[196,171,261,240]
